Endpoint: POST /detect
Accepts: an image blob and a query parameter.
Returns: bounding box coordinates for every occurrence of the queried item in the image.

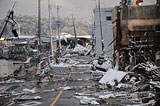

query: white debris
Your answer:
[73,44,92,55]
[130,77,137,84]
[90,70,106,75]
[99,93,114,99]
[130,61,159,72]
[99,68,127,86]
[50,62,72,68]
[41,77,50,83]
[24,57,32,63]
[73,64,91,68]
[63,86,72,90]
[92,57,112,71]
[74,92,85,96]
[23,88,36,93]
[117,83,132,88]
[34,96,42,99]
[6,78,25,83]
[143,100,155,106]
[74,96,99,105]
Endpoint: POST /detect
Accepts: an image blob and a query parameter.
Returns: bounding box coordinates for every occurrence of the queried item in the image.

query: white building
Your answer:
[94,8,113,56]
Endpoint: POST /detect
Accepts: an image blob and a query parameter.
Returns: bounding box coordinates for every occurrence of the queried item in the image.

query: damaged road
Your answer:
[0,55,156,106]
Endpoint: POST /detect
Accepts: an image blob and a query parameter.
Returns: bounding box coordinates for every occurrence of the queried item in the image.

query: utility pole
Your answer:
[55,5,62,55]
[38,0,41,51]
[37,0,41,73]
[72,14,77,45]
[48,0,54,56]
[98,0,103,52]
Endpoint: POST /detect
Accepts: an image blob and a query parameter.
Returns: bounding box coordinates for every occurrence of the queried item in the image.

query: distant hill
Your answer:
[0,15,92,37]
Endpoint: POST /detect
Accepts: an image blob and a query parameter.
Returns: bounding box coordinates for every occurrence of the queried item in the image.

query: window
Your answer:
[156,25,160,32]
[106,16,111,20]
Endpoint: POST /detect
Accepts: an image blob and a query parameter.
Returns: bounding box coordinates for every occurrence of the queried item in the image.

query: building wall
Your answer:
[94,8,113,56]
[131,0,156,5]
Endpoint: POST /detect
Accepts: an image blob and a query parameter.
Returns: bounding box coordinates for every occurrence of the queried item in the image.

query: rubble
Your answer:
[0,95,12,106]
[74,96,99,105]
[73,44,92,56]
[15,95,42,101]
[99,68,127,86]
[92,56,112,72]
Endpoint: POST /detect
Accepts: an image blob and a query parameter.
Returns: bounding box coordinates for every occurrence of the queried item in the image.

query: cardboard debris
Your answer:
[99,68,127,86]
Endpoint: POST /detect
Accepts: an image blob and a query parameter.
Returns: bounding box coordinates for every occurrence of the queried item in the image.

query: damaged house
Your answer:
[112,0,160,71]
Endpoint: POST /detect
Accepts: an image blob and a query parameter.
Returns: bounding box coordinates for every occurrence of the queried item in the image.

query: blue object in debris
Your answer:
[5,55,10,60]
[92,24,95,37]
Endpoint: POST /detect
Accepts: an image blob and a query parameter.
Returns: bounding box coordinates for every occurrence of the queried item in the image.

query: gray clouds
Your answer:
[0,0,156,20]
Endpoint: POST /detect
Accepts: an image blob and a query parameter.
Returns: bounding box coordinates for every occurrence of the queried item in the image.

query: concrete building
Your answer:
[121,0,157,5]
[94,8,113,56]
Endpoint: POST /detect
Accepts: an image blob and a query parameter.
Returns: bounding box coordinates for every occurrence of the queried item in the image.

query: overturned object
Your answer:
[92,56,112,71]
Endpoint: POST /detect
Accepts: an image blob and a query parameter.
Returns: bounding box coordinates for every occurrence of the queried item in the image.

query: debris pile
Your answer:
[73,44,92,56]
[91,56,112,72]
[95,64,160,105]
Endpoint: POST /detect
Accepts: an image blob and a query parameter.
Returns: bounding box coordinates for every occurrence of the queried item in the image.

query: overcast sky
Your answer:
[0,0,157,21]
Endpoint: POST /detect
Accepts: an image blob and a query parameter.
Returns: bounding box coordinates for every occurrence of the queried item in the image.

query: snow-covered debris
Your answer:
[74,96,99,105]
[130,61,159,71]
[23,88,36,93]
[15,95,42,101]
[62,86,72,90]
[117,83,133,89]
[99,68,127,86]
[50,62,72,68]
[73,44,92,55]
[24,57,32,64]
[50,57,91,69]
[72,64,91,68]
[5,78,25,83]
[33,96,42,99]
[99,93,114,99]
[130,77,137,84]
[92,56,112,71]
